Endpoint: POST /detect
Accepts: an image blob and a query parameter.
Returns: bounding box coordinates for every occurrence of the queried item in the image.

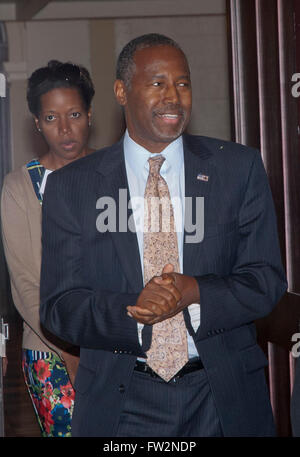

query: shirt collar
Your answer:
[124,129,183,175]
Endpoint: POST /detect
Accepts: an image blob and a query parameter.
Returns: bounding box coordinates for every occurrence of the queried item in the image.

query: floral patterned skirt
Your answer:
[22,349,75,437]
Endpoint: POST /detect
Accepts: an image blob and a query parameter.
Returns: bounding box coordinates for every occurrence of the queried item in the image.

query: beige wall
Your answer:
[4,7,231,170]
[5,19,92,169]
[89,19,125,149]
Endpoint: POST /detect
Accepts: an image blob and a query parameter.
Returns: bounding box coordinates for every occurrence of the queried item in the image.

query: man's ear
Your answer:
[114,79,127,106]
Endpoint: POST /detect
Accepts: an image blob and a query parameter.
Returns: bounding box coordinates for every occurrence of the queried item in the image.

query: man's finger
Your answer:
[127,305,155,316]
[152,275,174,285]
[162,263,175,274]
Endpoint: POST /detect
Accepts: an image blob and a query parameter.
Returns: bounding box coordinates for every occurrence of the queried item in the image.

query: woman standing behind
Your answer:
[1,60,95,436]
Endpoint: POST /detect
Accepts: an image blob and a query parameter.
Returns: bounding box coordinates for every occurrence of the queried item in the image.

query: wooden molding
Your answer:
[15,0,50,21]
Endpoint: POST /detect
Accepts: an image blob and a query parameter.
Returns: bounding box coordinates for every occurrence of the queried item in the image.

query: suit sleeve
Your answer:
[194,150,287,341]
[39,172,147,357]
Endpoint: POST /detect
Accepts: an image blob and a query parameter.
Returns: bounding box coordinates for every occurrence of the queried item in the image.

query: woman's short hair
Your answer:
[27,60,95,117]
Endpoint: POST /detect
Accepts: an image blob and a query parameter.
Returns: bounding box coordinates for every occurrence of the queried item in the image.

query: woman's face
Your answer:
[35,87,91,166]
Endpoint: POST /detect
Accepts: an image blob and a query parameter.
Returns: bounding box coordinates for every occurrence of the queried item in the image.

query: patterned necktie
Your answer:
[143,155,188,382]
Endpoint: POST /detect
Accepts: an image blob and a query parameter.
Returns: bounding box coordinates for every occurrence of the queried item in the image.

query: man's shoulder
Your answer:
[52,139,123,179]
[183,133,260,163]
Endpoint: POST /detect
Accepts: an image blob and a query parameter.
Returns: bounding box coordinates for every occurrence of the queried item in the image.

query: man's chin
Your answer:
[154,128,185,144]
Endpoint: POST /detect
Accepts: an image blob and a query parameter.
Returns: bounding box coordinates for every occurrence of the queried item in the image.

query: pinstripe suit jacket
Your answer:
[40,134,287,436]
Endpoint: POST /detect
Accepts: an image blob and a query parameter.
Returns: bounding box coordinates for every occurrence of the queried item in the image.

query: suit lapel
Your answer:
[183,135,214,276]
[95,141,143,293]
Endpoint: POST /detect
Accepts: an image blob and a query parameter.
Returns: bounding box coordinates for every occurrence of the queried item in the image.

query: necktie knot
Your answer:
[148,155,165,176]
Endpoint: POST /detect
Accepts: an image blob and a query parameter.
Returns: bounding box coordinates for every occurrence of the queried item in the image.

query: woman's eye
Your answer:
[45,114,55,122]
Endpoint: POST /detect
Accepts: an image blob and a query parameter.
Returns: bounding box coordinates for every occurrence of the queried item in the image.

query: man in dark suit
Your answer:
[40,33,287,437]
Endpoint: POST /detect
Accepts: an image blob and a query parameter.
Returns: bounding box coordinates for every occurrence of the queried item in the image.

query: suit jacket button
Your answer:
[119,384,125,393]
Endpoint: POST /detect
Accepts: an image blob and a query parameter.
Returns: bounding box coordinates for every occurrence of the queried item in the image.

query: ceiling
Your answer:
[0,0,223,21]
[0,0,134,3]
[0,0,125,2]
[0,0,156,20]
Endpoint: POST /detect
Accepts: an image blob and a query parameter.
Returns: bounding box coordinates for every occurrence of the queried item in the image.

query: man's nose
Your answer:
[163,84,180,104]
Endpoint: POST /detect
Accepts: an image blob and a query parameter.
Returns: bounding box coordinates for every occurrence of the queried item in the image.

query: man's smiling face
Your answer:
[115,45,192,153]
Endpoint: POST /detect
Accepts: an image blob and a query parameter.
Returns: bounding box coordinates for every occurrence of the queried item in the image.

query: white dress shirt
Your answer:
[124,130,200,359]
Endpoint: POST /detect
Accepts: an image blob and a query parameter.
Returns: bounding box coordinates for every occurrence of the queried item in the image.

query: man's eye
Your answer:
[152,82,162,87]
[178,82,190,87]
[71,112,81,118]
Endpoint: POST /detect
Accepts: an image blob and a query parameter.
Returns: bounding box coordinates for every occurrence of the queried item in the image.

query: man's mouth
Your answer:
[156,111,184,124]
[161,113,179,119]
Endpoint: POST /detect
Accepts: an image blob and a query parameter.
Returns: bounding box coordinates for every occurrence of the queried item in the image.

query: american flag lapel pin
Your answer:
[197,173,209,182]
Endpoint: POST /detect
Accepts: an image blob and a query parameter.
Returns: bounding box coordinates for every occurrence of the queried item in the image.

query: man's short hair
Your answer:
[116,33,182,88]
